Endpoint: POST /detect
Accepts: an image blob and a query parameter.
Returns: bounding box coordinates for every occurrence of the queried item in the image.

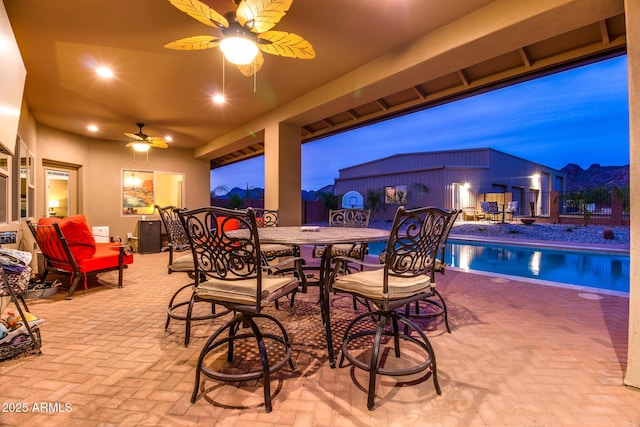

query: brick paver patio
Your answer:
[1,248,638,426]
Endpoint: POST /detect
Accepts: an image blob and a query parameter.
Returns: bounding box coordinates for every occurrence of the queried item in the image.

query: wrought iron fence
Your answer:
[509,189,629,224]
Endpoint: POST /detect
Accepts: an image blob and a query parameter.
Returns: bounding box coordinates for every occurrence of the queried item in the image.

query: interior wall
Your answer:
[33,124,210,241]
[0,1,25,155]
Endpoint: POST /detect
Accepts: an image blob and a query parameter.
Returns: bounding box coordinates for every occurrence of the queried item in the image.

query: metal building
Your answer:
[334,148,565,220]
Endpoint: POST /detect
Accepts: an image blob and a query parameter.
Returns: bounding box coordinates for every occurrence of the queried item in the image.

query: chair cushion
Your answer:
[330,243,365,258]
[314,244,364,258]
[172,254,194,272]
[216,216,239,233]
[261,243,296,258]
[333,268,434,300]
[49,244,133,273]
[39,214,96,261]
[196,274,299,306]
[76,245,133,273]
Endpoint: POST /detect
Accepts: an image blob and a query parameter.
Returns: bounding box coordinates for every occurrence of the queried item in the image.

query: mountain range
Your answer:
[561,163,629,191]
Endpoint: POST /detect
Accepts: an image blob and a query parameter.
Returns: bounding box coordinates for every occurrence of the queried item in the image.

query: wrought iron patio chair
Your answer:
[404,208,461,333]
[332,206,451,410]
[308,208,371,309]
[156,205,228,347]
[179,206,300,412]
[246,208,303,307]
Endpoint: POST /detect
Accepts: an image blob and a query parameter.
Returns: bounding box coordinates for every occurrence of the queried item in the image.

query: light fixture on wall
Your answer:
[48,200,59,217]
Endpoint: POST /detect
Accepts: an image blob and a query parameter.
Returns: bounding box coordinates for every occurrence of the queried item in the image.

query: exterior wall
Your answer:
[624,0,640,389]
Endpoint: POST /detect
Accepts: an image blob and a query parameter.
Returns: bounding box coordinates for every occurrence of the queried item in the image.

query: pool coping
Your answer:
[449,234,630,254]
[447,265,630,298]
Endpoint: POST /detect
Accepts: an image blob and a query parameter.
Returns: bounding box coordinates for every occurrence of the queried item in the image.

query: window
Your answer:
[12,137,35,221]
[0,147,8,223]
[384,185,407,204]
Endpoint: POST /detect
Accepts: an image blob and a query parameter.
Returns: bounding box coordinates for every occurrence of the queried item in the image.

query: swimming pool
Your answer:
[367,240,630,294]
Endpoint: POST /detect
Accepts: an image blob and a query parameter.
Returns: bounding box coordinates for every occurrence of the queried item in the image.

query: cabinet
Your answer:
[138,220,161,254]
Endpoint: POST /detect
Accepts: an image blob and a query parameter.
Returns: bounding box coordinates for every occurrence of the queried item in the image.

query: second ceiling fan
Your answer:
[125,123,169,152]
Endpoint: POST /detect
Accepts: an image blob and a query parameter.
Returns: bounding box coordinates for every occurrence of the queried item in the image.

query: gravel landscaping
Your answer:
[449,222,630,245]
[366,218,630,246]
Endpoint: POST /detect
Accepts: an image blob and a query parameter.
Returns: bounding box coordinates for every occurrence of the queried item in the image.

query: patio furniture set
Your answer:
[1,205,461,412]
[161,204,460,411]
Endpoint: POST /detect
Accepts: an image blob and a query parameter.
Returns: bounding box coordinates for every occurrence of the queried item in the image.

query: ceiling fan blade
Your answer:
[237,50,264,76]
[236,0,293,33]
[164,35,221,50]
[258,31,315,59]
[168,0,229,28]
[149,140,169,149]
[124,132,144,141]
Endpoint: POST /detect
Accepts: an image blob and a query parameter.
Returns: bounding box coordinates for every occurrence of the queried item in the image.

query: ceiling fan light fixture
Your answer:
[131,142,151,152]
[220,36,258,65]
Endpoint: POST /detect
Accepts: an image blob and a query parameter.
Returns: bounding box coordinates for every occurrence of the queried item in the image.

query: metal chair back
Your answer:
[178,206,263,310]
[329,208,371,228]
[381,206,455,292]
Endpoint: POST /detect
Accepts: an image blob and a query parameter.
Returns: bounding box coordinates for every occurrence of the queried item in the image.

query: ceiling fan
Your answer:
[164,0,315,76]
[125,123,169,152]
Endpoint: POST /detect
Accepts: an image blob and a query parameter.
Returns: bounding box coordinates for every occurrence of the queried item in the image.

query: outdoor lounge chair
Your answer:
[506,201,519,221]
[481,201,501,222]
[463,206,485,221]
[27,215,134,299]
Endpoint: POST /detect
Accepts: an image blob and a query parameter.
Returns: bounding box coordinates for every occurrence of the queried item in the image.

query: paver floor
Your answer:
[1,248,638,426]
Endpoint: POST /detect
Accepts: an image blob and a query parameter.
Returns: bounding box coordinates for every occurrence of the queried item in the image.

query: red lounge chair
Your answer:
[27,215,134,299]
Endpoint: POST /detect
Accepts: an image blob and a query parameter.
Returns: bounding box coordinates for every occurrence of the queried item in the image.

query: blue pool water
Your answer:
[367,240,630,294]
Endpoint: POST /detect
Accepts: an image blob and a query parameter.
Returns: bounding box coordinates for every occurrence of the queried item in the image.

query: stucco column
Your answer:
[263,122,302,226]
[625,0,640,390]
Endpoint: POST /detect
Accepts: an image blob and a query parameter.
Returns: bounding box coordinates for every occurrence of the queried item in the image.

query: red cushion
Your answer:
[76,245,134,273]
[38,215,96,260]
[216,216,239,233]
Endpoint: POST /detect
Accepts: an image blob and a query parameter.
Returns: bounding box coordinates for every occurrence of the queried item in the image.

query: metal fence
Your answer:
[509,190,629,225]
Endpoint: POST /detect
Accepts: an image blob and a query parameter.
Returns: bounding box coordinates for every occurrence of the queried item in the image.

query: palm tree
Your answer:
[365,188,385,217]
[318,191,340,210]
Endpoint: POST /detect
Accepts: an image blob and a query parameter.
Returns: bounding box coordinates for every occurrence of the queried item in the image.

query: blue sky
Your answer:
[211,55,629,192]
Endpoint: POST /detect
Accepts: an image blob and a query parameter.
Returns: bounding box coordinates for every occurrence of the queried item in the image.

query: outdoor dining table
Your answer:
[256,225,390,367]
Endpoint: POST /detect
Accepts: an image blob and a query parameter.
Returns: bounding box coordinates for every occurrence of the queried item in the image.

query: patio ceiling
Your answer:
[4,0,626,168]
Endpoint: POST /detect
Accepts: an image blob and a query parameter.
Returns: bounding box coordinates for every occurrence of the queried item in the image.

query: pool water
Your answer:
[367,240,630,294]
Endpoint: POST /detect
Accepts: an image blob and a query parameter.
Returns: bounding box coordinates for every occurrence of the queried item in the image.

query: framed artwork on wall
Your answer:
[122,170,155,215]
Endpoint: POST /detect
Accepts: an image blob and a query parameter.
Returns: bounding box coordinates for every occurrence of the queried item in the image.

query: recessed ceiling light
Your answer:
[164,135,173,142]
[212,93,225,104]
[87,124,98,132]
[96,66,113,78]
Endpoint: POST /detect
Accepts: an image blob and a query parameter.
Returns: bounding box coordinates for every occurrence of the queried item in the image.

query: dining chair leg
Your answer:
[191,318,236,403]
[367,315,387,410]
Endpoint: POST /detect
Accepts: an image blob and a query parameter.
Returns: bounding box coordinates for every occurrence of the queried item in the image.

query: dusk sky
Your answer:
[210,55,629,193]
